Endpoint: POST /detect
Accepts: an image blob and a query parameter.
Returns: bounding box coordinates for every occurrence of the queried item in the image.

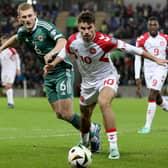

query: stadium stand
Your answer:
[0,0,168,97]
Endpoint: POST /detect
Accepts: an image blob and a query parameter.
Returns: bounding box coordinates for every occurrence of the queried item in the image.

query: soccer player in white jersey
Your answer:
[44,11,168,159]
[0,35,21,108]
[134,16,168,134]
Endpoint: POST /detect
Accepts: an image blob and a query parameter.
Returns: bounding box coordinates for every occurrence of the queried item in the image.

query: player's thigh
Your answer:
[99,74,119,95]
[80,74,118,106]
[145,70,167,91]
[1,73,15,86]
[150,71,167,91]
[80,103,96,118]
[51,98,74,117]
[45,71,74,103]
[98,86,116,104]
[80,87,98,106]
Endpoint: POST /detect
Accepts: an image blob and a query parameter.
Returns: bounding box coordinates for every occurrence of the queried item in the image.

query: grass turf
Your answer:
[0,97,168,168]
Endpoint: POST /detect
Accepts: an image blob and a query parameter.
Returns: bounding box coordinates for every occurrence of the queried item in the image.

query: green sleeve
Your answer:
[46,22,65,41]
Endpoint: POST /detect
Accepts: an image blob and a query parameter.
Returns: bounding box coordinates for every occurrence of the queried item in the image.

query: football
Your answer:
[68,144,92,168]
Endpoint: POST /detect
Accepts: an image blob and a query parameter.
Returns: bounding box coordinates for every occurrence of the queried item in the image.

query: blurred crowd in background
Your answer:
[0,0,168,92]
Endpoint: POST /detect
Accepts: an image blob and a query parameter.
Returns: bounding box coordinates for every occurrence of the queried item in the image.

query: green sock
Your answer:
[69,113,80,130]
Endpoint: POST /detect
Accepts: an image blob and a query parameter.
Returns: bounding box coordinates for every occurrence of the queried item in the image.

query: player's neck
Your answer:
[149,32,158,37]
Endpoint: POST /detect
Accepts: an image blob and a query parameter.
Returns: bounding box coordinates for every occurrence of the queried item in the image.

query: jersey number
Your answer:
[153,48,159,56]
[80,56,92,64]
[152,79,158,86]
[79,54,109,64]
[60,81,66,91]
[104,79,115,85]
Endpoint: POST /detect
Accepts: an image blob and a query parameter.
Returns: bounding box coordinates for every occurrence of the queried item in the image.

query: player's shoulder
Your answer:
[2,47,16,55]
[158,32,168,40]
[95,32,111,39]
[8,47,17,55]
[37,18,55,31]
[137,32,149,42]
[18,26,26,34]
[94,32,114,44]
[67,32,79,43]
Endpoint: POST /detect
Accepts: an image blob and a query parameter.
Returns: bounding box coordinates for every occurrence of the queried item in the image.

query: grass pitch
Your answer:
[0,97,168,168]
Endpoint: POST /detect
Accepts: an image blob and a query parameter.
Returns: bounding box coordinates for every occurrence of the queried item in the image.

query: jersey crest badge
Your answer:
[38,35,44,42]
[89,47,96,54]
[160,41,165,46]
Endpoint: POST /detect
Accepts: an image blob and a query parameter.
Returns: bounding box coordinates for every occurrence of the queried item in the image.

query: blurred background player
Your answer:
[0,35,21,108]
[134,16,168,134]
[44,11,168,159]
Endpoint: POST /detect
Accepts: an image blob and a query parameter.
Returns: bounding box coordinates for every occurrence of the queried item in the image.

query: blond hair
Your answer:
[17,2,34,15]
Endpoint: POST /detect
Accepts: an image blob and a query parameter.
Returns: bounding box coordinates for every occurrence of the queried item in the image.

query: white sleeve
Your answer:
[58,47,67,59]
[58,46,75,61]
[134,55,141,79]
[117,40,143,55]
[15,52,21,70]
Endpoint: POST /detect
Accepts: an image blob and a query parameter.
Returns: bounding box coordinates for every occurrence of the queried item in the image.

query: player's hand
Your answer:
[44,53,53,64]
[156,58,168,66]
[43,62,55,76]
[136,79,142,98]
[136,79,142,89]
[16,70,21,76]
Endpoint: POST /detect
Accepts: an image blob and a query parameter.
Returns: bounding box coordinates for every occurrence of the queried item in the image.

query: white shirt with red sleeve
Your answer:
[64,32,143,87]
[134,32,168,79]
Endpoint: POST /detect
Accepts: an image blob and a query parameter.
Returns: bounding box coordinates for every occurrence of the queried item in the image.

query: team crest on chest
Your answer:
[160,41,165,46]
[38,35,44,42]
[89,47,96,54]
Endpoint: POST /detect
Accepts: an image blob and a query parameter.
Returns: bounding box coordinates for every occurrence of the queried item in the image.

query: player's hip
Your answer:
[80,74,119,106]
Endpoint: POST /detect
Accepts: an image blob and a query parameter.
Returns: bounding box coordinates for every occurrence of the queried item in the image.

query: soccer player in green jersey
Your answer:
[0,3,101,153]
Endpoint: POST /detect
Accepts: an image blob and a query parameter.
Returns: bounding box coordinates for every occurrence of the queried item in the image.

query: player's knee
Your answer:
[98,98,110,109]
[55,110,70,121]
[148,90,158,100]
[55,111,62,119]
[5,85,12,90]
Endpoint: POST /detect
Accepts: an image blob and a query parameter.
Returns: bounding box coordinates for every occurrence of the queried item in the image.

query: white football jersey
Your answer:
[65,32,143,87]
[134,32,168,79]
[0,47,20,74]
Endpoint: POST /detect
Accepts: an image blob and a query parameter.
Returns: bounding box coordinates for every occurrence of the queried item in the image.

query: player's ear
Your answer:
[157,22,160,29]
[34,11,37,17]
[78,25,80,32]
[17,16,21,24]
[94,24,97,31]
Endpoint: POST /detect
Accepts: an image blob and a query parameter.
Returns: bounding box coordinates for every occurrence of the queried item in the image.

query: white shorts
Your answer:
[144,67,168,91]
[80,74,119,106]
[1,71,16,86]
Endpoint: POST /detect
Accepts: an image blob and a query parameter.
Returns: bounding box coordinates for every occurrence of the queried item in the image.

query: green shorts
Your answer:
[44,69,74,103]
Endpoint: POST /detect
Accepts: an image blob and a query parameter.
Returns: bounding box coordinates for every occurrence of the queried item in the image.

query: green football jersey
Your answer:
[17,18,72,74]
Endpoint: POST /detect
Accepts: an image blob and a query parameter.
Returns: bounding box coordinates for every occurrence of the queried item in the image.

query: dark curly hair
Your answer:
[77,10,95,24]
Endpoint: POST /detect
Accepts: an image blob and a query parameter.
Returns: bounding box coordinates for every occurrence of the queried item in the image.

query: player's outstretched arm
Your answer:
[0,34,18,52]
[117,40,168,66]
[142,50,168,66]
